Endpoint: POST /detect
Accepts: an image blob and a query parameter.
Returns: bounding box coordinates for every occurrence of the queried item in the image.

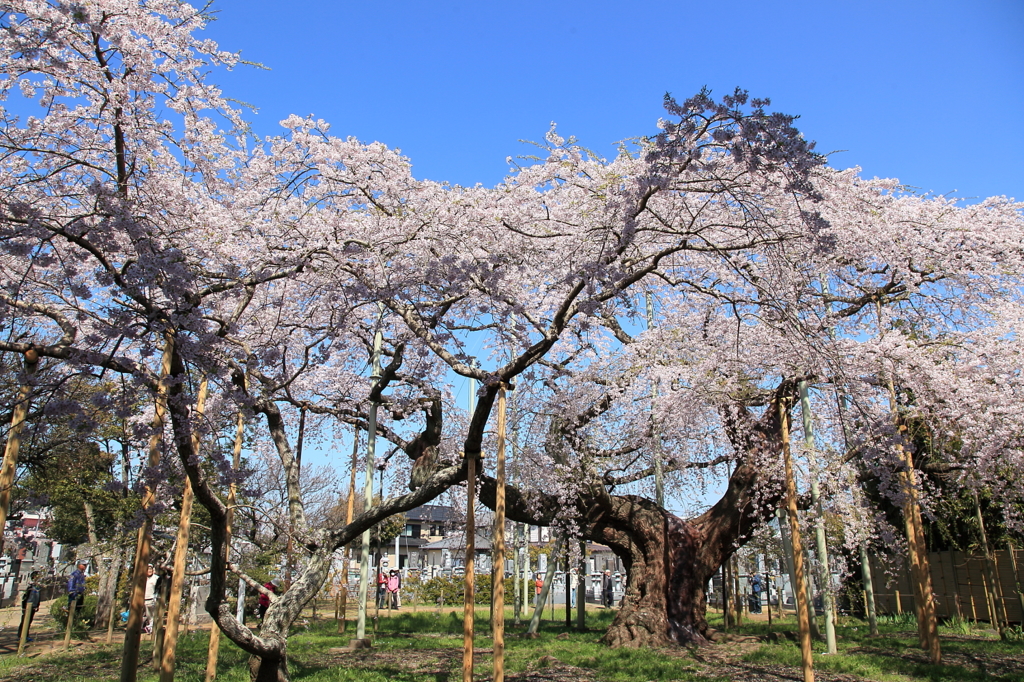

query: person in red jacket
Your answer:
[258,579,279,621]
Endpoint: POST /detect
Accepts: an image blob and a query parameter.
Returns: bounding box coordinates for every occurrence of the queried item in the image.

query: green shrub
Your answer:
[877,610,917,627]
[49,595,98,628]
[943,614,974,635]
[416,574,515,606]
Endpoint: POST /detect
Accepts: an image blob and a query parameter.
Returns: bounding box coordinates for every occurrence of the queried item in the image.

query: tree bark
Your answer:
[0,350,39,557]
[96,541,124,632]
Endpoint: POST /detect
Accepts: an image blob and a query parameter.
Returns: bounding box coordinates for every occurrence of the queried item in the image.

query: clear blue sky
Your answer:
[202,0,1022,202]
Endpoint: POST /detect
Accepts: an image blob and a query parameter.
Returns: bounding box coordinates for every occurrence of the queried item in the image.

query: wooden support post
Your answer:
[1007,541,1024,624]
[512,525,522,625]
[733,555,744,625]
[527,539,563,635]
[121,337,173,682]
[860,543,879,635]
[565,555,572,628]
[0,350,38,557]
[800,381,836,654]
[463,454,477,682]
[895,590,902,614]
[161,378,207,682]
[159,476,196,678]
[17,598,33,656]
[722,559,731,630]
[780,398,814,682]
[577,541,586,631]
[964,554,979,621]
[492,384,507,682]
[974,490,1006,633]
[107,572,118,645]
[101,548,124,645]
[338,586,348,633]
[888,386,941,662]
[355,315,383,646]
[63,597,77,651]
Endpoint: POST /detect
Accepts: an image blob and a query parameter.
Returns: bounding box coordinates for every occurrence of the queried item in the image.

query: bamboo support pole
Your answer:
[512,525,522,625]
[973,491,1002,630]
[492,385,507,682]
[973,490,1009,631]
[121,336,173,682]
[527,539,563,635]
[463,454,477,682]
[339,587,348,633]
[565,554,572,627]
[800,381,837,654]
[733,555,743,625]
[963,554,978,621]
[781,399,814,682]
[521,543,530,627]
[860,543,879,635]
[463,367,478,682]
[722,558,731,630]
[355,318,384,645]
[577,540,586,631]
[1008,541,1024,623]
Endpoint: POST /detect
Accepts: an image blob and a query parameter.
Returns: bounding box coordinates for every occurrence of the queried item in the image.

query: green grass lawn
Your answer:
[1,608,1021,682]
[715,611,1024,682]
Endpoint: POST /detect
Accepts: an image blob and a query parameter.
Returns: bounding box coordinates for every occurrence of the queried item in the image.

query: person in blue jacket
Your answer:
[67,560,87,611]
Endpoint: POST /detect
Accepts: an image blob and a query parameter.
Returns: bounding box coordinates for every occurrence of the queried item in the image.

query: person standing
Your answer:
[20,571,41,641]
[601,570,614,609]
[258,580,278,621]
[67,561,87,611]
[143,565,160,633]
[749,573,763,614]
[376,569,388,609]
[387,569,401,609]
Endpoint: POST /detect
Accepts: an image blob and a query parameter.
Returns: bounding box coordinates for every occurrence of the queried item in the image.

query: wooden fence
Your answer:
[870,549,1024,624]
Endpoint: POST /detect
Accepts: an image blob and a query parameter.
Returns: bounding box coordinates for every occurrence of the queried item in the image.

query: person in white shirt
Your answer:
[144,565,160,633]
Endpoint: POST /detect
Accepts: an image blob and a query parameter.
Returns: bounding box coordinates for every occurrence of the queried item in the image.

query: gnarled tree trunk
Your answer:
[479,381,795,648]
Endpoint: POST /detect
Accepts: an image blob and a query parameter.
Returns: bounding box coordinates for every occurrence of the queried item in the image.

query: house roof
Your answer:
[405,504,454,523]
[421,531,492,551]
